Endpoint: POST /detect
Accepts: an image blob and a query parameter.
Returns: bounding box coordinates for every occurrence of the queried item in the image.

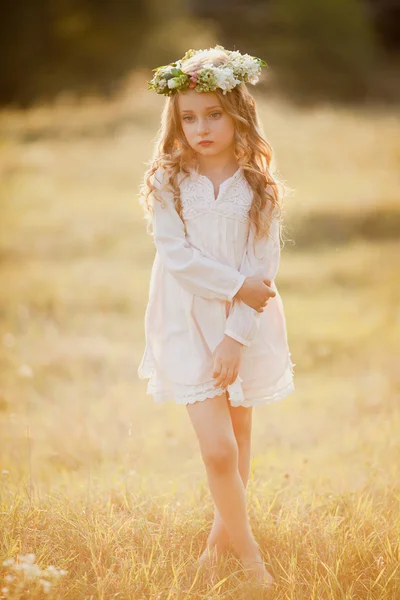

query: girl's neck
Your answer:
[196,152,238,178]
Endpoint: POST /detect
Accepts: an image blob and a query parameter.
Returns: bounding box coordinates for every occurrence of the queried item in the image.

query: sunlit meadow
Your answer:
[1,76,400,599]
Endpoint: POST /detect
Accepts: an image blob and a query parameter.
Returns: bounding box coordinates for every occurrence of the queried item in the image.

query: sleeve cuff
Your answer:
[227,273,246,303]
[224,329,252,347]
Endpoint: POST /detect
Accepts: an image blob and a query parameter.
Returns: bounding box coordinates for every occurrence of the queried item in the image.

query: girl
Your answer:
[138,45,295,588]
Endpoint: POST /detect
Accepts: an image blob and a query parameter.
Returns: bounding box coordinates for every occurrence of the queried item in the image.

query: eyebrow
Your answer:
[180,105,222,114]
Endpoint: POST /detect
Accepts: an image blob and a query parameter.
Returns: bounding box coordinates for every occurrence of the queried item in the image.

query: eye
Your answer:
[210,112,221,118]
[183,115,194,122]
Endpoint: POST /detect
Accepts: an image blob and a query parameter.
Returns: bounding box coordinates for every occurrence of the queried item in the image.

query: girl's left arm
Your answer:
[224,216,281,347]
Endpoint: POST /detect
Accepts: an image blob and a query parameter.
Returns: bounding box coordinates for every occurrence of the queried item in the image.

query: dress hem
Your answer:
[138,356,295,408]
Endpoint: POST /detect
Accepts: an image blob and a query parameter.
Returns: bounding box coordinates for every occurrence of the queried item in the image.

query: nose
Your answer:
[197,117,210,136]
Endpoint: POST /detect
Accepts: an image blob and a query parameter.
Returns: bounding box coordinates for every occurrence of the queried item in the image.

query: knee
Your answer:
[202,439,238,473]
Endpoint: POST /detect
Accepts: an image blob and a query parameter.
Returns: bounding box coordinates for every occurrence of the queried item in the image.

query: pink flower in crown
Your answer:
[189,72,198,89]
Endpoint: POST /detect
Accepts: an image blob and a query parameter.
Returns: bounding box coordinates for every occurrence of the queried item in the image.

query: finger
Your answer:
[218,367,229,388]
[263,279,271,286]
[262,291,275,302]
[214,366,228,388]
[230,368,238,385]
[222,368,235,389]
[221,368,233,389]
[212,359,222,379]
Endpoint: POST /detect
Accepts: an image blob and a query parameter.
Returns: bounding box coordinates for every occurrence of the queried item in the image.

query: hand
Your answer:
[235,276,276,312]
[212,335,243,390]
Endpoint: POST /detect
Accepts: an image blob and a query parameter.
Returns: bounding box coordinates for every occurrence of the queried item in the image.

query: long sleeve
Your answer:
[150,167,246,301]
[224,215,281,346]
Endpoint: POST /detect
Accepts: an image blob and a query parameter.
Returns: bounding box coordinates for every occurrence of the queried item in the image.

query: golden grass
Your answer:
[0,79,400,598]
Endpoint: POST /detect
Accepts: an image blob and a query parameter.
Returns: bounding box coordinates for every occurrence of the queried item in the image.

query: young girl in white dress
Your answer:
[138,45,295,588]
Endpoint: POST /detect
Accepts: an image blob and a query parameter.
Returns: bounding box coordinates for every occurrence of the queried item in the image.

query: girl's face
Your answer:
[177,90,235,158]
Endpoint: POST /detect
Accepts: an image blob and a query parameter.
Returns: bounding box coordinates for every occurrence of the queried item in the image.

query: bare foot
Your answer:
[194,546,222,586]
[197,531,230,569]
[197,541,228,569]
[240,548,275,589]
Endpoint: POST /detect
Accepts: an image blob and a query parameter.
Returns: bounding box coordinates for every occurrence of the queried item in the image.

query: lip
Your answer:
[198,140,214,146]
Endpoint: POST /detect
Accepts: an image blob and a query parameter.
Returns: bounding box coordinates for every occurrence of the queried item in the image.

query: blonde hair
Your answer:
[139,49,288,246]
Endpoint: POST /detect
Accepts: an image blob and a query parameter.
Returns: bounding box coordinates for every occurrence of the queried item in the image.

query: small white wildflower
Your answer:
[28,564,42,578]
[4,575,15,583]
[45,565,67,578]
[18,553,36,564]
[39,579,52,594]
[16,562,42,579]
[2,558,15,567]
[1,587,9,595]
[1,469,9,476]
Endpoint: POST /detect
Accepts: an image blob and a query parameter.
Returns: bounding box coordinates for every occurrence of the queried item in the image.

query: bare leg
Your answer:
[201,403,253,556]
[186,393,272,584]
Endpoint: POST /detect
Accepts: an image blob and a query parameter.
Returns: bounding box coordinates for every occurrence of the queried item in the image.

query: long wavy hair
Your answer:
[139,49,289,247]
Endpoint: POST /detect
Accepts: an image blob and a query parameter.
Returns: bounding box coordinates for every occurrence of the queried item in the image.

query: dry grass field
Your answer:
[1,79,400,598]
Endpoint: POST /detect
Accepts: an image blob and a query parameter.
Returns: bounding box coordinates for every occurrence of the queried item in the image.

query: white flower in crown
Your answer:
[147,45,267,96]
[212,66,242,93]
[167,78,181,89]
[229,51,262,84]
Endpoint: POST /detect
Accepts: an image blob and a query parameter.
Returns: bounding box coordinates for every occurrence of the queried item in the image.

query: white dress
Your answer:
[138,165,295,407]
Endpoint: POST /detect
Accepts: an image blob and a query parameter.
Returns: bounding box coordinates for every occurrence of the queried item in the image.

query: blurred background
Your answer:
[1,0,400,105]
[0,0,400,598]
[0,3,400,592]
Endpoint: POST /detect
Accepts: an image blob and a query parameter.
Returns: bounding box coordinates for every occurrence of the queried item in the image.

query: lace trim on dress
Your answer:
[149,376,228,405]
[138,353,296,407]
[231,379,295,408]
[139,360,230,404]
[180,169,253,223]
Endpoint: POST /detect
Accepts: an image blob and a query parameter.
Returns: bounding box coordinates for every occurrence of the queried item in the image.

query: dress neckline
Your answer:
[190,166,243,202]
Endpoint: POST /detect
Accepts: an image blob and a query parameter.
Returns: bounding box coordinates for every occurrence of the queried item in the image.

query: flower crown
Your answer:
[147,45,267,96]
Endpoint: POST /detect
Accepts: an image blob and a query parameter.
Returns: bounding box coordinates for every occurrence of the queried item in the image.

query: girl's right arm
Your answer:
[150,167,246,302]
[224,217,280,347]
